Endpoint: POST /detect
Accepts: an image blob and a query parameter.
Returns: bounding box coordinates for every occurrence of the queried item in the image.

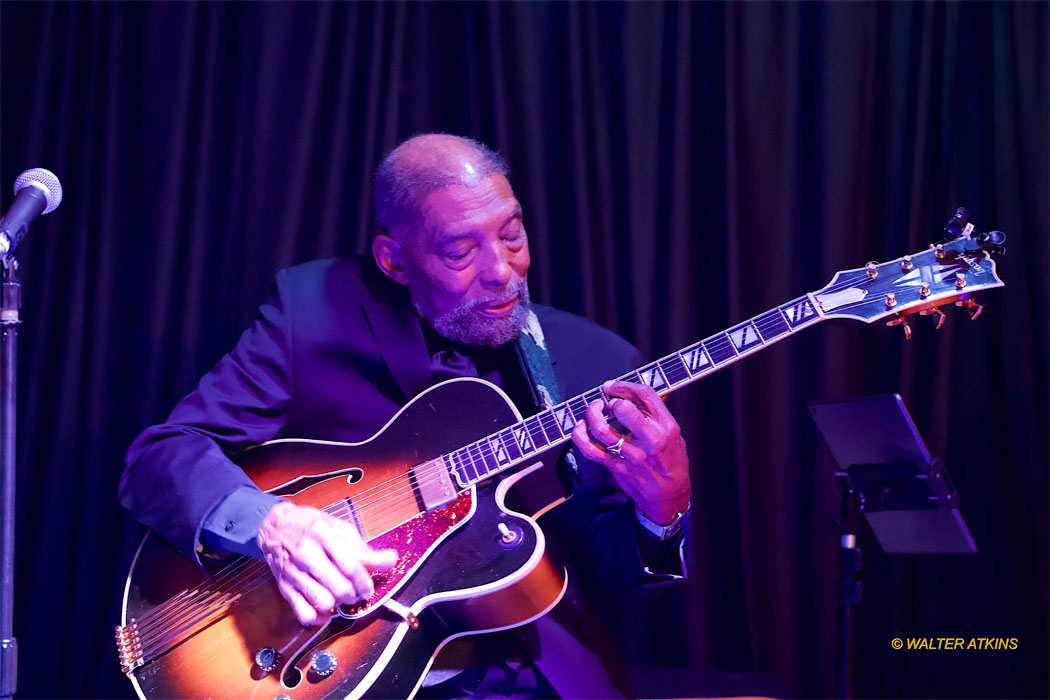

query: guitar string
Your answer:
[130,448,517,636]
[127,466,465,655]
[125,449,490,629]
[129,486,472,663]
[131,381,667,655]
[127,288,835,648]
[130,406,597,637]
[127,271,951,658]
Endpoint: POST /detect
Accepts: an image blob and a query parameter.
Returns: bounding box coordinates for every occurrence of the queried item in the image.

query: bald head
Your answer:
[374,134,508,236]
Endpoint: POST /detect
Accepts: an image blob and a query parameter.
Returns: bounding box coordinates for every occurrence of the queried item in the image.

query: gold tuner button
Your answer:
[886,317,912,340]
[923,307,947,329]
[919,282,931,298]
[866,261,879,278]
[955,273,967,289]
[885,293,897,308]
[901,255,913,271]
[935,244,946,259]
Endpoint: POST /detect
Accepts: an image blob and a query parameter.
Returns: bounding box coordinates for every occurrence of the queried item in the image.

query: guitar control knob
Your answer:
[497,522,524,550]
[498,523,517,543]
[254,646,280,673]
[310,650,338,678]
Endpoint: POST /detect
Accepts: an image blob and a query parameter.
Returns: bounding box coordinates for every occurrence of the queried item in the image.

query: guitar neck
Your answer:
[446,293,825,488]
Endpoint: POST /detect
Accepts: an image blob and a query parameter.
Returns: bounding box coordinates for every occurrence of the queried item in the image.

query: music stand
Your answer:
[809,394,976,700]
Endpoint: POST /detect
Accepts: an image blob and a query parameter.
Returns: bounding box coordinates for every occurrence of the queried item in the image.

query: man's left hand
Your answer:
[571,380,691,525]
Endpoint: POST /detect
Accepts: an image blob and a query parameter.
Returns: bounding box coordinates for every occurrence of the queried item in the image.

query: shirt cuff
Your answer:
[635,517,690,585]
[199,486,283,558]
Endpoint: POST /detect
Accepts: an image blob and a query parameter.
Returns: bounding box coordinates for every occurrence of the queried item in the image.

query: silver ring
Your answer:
[605,435,625,458]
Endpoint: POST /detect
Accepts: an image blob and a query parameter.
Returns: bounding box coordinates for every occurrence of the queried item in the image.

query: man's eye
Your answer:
[444,245,475,260]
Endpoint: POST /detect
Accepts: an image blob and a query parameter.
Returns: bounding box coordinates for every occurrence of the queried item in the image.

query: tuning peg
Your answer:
[943,207,970,238]
[886,316,912,339]
[920,307,947,329]
[955,298,983,320]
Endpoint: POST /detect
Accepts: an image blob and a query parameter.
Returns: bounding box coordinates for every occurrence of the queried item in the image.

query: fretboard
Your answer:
[446,293,823,488]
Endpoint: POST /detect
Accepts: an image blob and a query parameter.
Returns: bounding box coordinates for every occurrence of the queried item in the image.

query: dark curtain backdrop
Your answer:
[1,2,1046,698]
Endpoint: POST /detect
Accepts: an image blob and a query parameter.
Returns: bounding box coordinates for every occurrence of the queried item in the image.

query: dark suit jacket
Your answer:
[120,256,677,697]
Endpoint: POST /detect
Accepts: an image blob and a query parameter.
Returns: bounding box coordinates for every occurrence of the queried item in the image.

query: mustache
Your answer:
[466,279,528,309]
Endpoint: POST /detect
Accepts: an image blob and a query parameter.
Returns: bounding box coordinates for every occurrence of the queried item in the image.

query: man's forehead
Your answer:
[420,174,520,235]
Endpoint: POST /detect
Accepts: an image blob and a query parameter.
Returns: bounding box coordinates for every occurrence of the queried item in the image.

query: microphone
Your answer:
[0,168,63,257]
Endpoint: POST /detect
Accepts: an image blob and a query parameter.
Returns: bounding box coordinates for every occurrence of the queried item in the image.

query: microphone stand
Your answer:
[0,255,18,698]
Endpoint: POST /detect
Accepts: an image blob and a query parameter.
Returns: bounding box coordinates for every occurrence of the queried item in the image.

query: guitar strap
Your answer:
[516,310,562,409]
[513,311,634,699]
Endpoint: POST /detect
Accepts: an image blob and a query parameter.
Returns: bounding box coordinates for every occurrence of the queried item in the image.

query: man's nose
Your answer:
[478,244,513,287]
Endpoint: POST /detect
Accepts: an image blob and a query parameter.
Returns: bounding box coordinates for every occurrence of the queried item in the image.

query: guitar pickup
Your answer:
[411,458,458,511]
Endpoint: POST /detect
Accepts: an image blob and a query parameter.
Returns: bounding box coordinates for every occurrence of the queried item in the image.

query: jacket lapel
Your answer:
[359,260,434,403]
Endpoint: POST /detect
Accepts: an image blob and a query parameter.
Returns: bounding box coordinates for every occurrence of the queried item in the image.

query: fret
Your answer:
[638,362,670,392]
[581,388,605,406]
[551,403,578,436]
[703,335,737,365]
[781,296,818,329]
[727,321,764,353]
[567,396,589,424]
[476,438,499,478]
[467,441,488,482]
[452,448,476,485]
[754,309,790,341]
[487,432,513,468]
[511,420,537,455]
[679,343,713,377]
[619,370,643,385]
[658,354,690,387]
[539,410,564,443]
[527,415,551,451]
[500,427,523,462]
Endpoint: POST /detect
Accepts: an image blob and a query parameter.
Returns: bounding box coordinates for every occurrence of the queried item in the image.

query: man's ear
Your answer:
[372,234,409,285]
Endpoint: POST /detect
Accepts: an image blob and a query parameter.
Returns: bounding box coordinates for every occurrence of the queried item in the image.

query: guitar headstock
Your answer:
[812,209,1006,338]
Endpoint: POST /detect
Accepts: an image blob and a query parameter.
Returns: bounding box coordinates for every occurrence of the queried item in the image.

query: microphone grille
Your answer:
[14,168,63,215]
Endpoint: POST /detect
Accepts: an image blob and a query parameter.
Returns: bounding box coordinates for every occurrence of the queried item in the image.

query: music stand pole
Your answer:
[835,488,862,699]
[0,256,19,698]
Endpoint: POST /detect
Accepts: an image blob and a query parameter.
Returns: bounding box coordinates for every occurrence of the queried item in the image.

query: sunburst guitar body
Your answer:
[118,379,568,700]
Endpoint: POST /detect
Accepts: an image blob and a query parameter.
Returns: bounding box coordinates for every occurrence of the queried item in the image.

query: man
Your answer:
[121,134,691,698]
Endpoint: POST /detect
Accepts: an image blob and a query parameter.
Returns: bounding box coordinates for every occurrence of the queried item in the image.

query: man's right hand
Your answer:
[258,501,398,626]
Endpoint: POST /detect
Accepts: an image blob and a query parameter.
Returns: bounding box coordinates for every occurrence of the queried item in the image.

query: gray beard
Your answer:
[414,282,531,349]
